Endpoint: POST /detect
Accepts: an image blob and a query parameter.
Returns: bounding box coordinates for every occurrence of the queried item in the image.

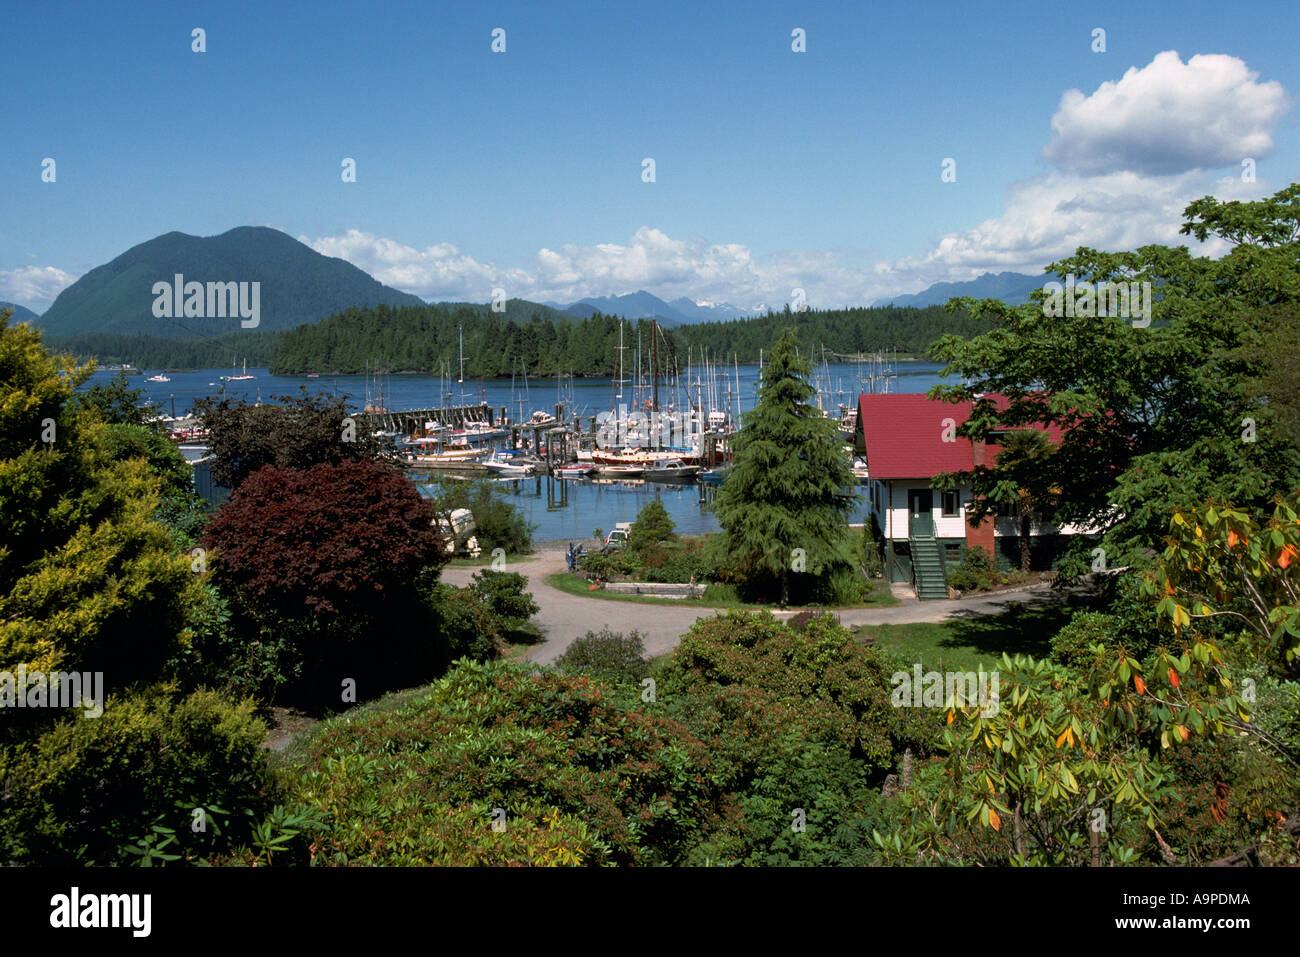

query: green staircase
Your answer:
[909,535,948,600]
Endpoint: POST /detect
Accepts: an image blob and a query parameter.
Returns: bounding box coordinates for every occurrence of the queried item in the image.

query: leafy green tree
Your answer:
[0,309,201,691]
[70,370,149,425]
[710,328,855,603]
[193,388,389,490]
[929,183,1300,576]
[960,428,1060,574]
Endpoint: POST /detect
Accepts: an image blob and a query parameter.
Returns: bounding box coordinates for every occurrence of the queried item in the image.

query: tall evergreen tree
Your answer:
[711,328,855,604]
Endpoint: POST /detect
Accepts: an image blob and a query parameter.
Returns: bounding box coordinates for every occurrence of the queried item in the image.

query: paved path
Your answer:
[444,545,1079,664]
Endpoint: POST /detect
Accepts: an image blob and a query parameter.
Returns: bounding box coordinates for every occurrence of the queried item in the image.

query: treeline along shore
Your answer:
[43,301,987,376]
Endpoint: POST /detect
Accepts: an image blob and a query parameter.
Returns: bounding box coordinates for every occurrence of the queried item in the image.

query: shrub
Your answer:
[946,546,999,591]
[468,483,534,554]
[202,459,448,704]
[0,685,277,865]
[1050,611,1122,672]
[576,551,636,581]
[555,628,650,681]
[427,583,503,665]
[628,500,676,553]
[287,661,728,865]
[470,570,539,635]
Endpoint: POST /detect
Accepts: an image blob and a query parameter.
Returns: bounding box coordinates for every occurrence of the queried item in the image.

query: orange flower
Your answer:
[1168,668,1180,689]
[1279,545,1297,569]
[1227,529,1239,548]
[1134,674,1146,695]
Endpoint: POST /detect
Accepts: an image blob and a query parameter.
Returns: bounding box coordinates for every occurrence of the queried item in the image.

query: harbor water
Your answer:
[88,361,954,541]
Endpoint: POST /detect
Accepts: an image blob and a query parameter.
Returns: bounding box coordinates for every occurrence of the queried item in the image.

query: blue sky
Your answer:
[4,0,1297,312]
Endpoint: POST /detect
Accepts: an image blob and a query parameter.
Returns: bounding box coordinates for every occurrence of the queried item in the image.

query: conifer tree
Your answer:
[711,328,855,604]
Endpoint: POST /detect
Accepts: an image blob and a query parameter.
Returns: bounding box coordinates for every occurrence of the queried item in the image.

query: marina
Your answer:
[96,353,948,539]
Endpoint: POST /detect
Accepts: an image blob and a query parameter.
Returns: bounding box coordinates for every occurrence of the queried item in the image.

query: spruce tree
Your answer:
[711,328,855,604]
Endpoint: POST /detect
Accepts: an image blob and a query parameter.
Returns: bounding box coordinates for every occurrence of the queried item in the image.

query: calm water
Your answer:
[88,362,948,541]
[90,361,953,421]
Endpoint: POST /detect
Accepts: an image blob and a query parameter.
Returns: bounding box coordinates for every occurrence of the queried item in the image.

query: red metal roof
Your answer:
[857,393,1065,479]
[857,394,977,479]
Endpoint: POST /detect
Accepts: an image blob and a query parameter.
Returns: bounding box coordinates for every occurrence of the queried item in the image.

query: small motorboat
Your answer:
[146,374,171,383]
[484,450,535,477]
[643,457,700,482]
[599,465,644,478]
[554,463,598,478]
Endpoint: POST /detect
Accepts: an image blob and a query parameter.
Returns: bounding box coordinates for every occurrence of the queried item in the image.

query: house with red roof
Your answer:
[856,392,1087,598]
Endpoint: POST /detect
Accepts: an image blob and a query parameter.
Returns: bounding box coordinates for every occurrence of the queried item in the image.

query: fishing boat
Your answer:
[643,457,700,481]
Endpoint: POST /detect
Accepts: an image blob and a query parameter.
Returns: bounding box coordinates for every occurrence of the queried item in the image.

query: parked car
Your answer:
[602,522,633,553]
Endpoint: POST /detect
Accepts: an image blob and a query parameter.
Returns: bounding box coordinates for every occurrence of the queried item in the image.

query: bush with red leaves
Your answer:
[204,459,445,622]
[201,459,450,704]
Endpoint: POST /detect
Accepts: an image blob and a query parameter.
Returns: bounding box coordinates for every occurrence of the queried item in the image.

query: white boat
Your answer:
[554,463,598,478]
[146,374,170,383]
[484,450,535,477]
[643,457,700,481]
[599,464,645,478]
[227,358,255,381]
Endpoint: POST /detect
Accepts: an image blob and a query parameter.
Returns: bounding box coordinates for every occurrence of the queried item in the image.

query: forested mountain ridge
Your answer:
[672,303,989,361]
[269,301,986,375]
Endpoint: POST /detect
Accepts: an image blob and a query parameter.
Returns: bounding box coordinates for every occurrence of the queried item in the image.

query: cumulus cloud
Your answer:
[1043,50,1290,176]
[302,226,877,309]
[877,51,1292,293]
[0,265,78,312]
[303,52,1292,308]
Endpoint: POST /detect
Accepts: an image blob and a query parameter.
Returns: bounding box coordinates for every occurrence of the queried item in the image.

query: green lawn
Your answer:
[546,571,900,611]
[859,604,1078,672]
[444,551,536,567]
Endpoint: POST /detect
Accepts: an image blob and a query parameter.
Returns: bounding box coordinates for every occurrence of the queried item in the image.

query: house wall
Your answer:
[870,480,972,541]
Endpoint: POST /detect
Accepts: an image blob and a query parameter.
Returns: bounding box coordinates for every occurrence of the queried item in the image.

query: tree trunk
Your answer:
[1019,513,1031,574]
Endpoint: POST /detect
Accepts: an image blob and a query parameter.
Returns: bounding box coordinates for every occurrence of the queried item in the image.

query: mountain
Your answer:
[36,226,427,338]
[542,290,758,326]
[1,302,39,323]
[874,271,1045,308]
[664,296,756,323]
[428,298,577,325]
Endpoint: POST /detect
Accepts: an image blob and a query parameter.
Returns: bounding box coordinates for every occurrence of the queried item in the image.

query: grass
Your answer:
[445,551,536,567]
[546,571,900,611]
[859,603,1080,672]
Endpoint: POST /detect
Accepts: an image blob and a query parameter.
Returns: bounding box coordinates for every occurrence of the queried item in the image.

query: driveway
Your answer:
[443,544,1083,664]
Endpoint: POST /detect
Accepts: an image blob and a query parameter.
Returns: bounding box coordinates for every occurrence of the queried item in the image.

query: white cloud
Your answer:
[0,265,78,312]
[878,51,1292,294]
[1043,50,1291,176]
[298,52,1292,309]
[302,225,878,310]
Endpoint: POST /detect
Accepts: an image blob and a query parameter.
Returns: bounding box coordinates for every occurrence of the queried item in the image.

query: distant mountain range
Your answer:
[1,302,40,322]
[27,224,1045,345]
[36,227,426,338]
[874,271,1045,308]
[543,290,758,327]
